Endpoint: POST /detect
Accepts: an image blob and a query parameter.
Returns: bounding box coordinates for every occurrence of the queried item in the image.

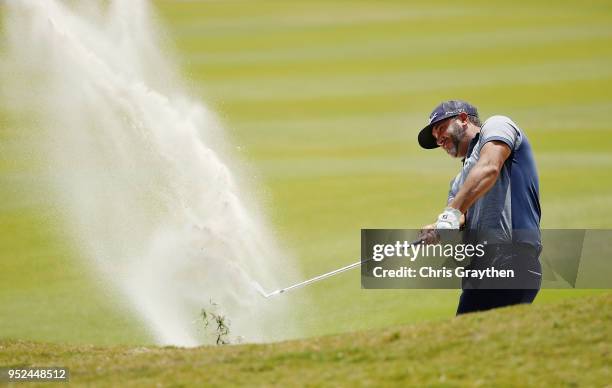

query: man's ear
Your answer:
[458,112,469,126]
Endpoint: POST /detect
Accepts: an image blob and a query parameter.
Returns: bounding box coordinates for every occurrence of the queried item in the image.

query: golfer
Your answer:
[417,100,542,315]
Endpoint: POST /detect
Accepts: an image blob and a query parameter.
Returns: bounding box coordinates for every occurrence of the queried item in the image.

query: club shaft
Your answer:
[268,238,422,296]
[276,259,367,294]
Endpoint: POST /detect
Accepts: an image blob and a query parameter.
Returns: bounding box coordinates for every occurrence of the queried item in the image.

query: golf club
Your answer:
[255,238,422,298]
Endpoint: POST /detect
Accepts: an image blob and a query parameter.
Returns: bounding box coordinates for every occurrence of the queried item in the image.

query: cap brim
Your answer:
[418,124,439,149]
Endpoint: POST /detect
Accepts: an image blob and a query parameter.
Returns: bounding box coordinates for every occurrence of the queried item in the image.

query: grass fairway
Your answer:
[2,292,610,386]
[1,0,612,346]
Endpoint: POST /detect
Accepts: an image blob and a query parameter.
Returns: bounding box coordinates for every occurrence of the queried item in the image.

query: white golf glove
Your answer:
[435,207,462,230]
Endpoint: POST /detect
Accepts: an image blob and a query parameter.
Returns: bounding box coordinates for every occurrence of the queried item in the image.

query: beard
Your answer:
[446,121,466,157]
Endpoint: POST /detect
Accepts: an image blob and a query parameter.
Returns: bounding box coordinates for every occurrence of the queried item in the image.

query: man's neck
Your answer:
[459,125,481,157]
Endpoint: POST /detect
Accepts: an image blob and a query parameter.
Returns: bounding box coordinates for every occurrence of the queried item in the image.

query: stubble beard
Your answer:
[447,121,466,158]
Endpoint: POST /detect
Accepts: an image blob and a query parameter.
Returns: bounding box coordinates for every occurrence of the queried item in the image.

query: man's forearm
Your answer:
[447,140,510,214]
[448,163,499,213]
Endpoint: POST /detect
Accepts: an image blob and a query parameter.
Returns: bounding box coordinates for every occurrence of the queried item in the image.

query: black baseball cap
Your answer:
[418,100,479,149]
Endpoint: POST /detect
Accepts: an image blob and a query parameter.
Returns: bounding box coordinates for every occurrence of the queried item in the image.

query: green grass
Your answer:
[2,293,610,386]
[1,0,612,346]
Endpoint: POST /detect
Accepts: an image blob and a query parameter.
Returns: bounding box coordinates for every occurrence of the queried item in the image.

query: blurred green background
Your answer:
[1,0,611,345]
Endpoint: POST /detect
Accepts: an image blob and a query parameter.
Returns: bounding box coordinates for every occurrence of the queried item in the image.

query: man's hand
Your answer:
[419,207,463,244]
[418,223,439,245]
[435,207,462,229]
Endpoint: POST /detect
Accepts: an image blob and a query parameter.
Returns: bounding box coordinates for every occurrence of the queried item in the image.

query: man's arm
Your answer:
[448,140,511,213]
[419,139,512,242]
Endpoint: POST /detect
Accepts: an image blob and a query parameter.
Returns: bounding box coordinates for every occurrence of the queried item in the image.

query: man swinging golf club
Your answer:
[417,100,542,315]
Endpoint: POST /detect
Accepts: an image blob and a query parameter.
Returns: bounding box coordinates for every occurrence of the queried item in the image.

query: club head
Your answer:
[251,280,276,298]
[250,280,286,298]
[266,289,282,298]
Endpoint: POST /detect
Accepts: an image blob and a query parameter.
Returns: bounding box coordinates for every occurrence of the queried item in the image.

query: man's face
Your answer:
[432,117,466,158]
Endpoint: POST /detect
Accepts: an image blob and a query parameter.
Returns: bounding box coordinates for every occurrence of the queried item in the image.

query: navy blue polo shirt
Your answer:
[447,116,541,247]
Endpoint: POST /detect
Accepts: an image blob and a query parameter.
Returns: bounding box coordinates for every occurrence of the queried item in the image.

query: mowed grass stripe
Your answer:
[194,58,612,102]
[234,126,612,157]
[158,0,611,23]
[169,0,598,30]
[209,78,612,121]
[250,152,612,174]
[178,24,612,68]
[184,35,612,80]
[161,1,610,43]
[168,5,473,34]
[226,101,612,140]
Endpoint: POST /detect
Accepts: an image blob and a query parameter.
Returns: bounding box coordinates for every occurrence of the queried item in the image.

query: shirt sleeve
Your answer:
[479,115,522,151]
